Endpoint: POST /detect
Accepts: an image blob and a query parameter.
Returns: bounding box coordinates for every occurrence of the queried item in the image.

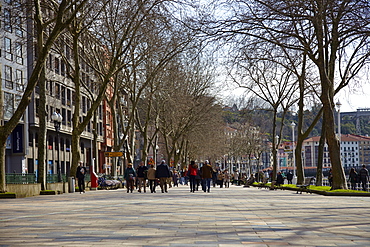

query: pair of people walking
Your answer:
[188,160,213,193]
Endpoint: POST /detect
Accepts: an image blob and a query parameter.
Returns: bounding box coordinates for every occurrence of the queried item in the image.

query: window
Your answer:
[61,86,66,105]
[4,37,12,60]
[48,54,53,70]
[54,137,58,150]
[49,81,53,96]
[15,95,21,109]
[15,15,23,37]
[67,110,72,127]
[4,9,12,32]
[66,44,70,59]
[61,60,65,76]
[4,65,13,89]
[35,133,38,147]
[62,108,66,125]
[15,69,24,91]
[4,92,14,119]
[60,138,64,151]
[66,88,71,106]
[82,96,86,113]
[55,83,60,99]
[55,57,60,74]
[66,139,70,152]
[48,136,53,150]
[15,42,23,64]
[29,132,33,147]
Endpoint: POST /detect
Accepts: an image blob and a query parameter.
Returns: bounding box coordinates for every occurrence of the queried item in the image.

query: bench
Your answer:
[296,177,315,194]
[257,177,269,189]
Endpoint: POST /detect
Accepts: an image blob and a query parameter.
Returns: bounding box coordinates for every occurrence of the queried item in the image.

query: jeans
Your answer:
[159,177,168,192]
[77,178,85,193]
[149,179,156,192]
[189,175,196,192]
[126,178,134,192]
[202,178,212,192]
[137,177,146,192]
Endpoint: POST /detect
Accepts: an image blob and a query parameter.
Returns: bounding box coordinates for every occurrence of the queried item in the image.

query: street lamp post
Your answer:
[336,100,342,142]
[51,111,63,182]
[275,135,279,172]
[291,122,296,179]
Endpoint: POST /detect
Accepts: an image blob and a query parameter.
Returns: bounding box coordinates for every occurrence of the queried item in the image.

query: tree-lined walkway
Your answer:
[1,186,370,246]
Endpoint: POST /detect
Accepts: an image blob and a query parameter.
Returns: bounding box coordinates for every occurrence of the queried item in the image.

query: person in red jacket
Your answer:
[188,161,198,193]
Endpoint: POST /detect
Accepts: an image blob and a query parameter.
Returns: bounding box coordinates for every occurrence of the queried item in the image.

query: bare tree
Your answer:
[0,0,89,193]
[213,0,370,189]
[227,52,299,181]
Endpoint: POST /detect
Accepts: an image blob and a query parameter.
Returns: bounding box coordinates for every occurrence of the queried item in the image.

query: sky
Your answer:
[336,83,370,113]
[223,82,370,113]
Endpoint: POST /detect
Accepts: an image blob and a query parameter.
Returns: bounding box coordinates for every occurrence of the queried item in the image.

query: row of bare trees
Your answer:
[201,0,370,189]
[0,0,226,193]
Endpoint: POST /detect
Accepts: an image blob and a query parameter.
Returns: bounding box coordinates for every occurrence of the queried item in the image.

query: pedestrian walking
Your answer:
[349,167,358,190]
[155,160,171,193]
[286,171,293,184]
[276,171,285,186]
[147,164,157,193]
[124,163,136,193]
[76,162,87,194]
[224,169,230,188]
[201,160,213,192]
[233,171,239,185]
[212,169,218,187]
[217,170,225,188]
[328,168,333,187]
[187,161,198,192]
[358,165,369,191]
[172,170,179,187]
[136,161,148,193]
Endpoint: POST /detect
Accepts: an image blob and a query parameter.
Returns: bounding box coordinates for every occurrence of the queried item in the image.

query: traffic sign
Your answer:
[104,152,124,157]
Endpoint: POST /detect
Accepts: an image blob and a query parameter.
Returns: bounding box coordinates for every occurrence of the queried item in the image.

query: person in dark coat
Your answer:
[286,171,293,184]
[155,160,171,193]
[124,163,136,193]
[358,165,369,191]
[76,162,87,194]
[276,172,285,186]
[201,160,213,192]
[136,161,148,193]
[349,167,358,190]
[188,161,198,193]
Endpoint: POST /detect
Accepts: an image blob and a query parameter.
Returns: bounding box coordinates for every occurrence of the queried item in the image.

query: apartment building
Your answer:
[1,1,117,178]
[1,0,28,173]
[302,134,370,171]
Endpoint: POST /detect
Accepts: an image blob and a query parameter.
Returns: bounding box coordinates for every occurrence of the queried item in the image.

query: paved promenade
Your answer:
[1,185,370,247]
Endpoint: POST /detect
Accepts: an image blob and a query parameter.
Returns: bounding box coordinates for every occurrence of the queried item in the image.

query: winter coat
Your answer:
[188,164,198,176]
[359,168,369,182]
[201,164,213,179]
[124,167,136,180]
[76,166,86,179]
[155,163,171,178]
[137,165,148,178]
[147,167,156,180]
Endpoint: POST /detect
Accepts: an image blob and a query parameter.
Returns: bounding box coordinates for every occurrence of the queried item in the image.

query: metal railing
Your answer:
[6,173,71,184]
[6,173,37,184]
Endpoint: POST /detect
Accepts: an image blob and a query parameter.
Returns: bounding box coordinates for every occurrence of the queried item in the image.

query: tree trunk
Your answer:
[316,117,326,186]
[37,67,47,190]
[322,102,347,189]
[271,108,278,182]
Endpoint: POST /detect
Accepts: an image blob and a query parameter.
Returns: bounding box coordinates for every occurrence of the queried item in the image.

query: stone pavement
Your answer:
[1,185,370,247]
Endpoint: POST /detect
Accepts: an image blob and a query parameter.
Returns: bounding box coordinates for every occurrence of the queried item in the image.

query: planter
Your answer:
[40,190,59,195]
[0,193,16,199]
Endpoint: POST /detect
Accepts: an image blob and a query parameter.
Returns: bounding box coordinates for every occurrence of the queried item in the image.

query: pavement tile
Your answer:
[1,186,370,246]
